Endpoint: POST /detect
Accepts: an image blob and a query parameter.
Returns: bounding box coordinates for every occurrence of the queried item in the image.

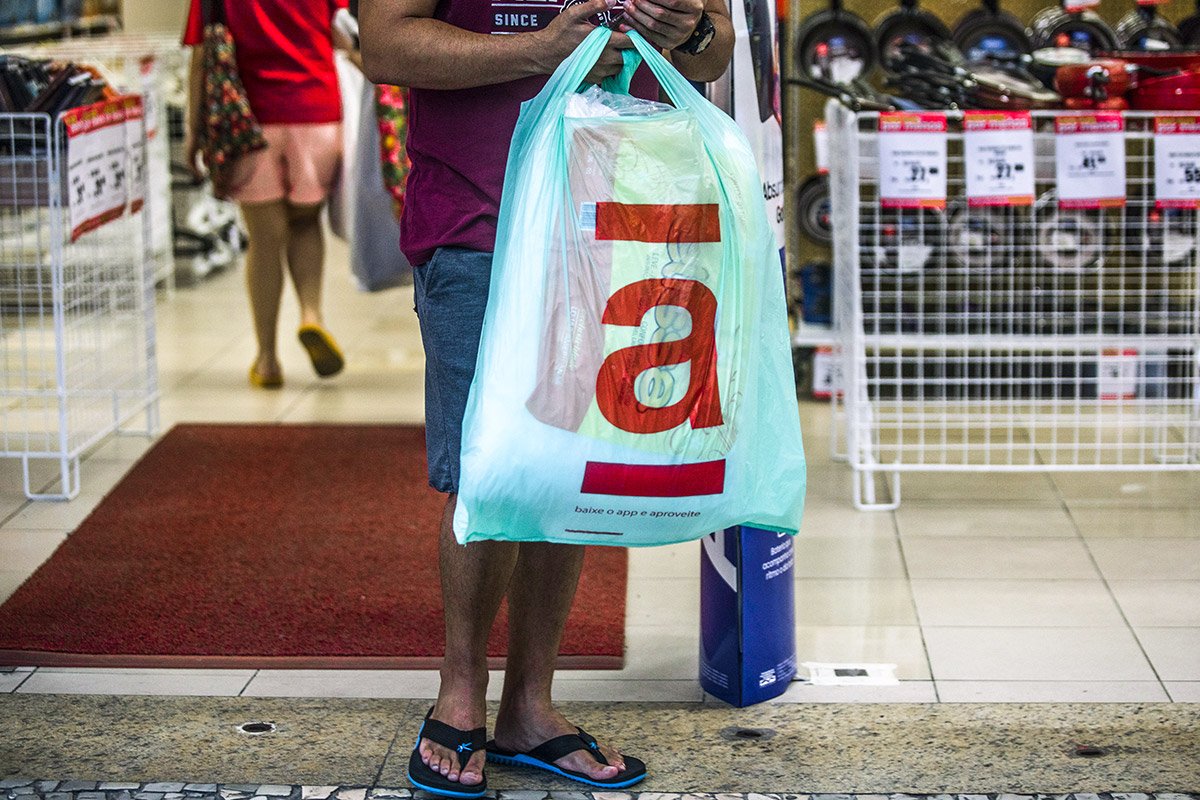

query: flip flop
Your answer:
[486,728,647,789]
[297,324,345,378]
[248,364,283,389]
[407,708,488,799]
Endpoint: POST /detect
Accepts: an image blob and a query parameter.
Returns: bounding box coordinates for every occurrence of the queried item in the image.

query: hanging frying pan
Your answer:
[1115,3,1183,51]
[953,0,1033,63]
[1029,0,1120,55]
[874,0,953,76]
[947,202,1018,271]
[1034,189,1105,271]
[797,0,877,84]
[862,206,947,275]
[1181,0,1200,46]
[797,174,833,246]
[1127,200,1198,268]
[1028,45,1093,87]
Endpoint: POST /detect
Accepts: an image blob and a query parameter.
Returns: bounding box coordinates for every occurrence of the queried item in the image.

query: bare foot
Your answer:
[493,705,626,781]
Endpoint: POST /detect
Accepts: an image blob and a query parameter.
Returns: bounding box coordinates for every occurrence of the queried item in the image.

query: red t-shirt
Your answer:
[183,0,346,125]
[401,2,659,266]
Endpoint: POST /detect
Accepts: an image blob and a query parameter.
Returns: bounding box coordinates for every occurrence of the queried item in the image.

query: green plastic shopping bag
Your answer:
[454,28,806,546]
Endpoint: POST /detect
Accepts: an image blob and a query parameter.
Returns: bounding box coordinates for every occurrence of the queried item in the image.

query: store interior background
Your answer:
[0,0,1197,707]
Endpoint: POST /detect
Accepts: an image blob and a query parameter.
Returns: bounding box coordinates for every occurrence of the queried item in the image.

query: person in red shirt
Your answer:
[183,0,349,388]
[359,0,733,796]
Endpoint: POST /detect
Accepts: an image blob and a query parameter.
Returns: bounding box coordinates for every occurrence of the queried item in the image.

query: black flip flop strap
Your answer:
[420,716,487,771]
[527,727,609,766]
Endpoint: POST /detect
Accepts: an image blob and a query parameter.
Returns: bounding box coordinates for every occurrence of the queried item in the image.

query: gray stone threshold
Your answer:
[2,697,1198,793]
[2,786,1199,800]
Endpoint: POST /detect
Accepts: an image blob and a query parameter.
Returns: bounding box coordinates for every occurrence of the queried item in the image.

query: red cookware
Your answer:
[1129,68,1200,109]
[1054,58,1136,97]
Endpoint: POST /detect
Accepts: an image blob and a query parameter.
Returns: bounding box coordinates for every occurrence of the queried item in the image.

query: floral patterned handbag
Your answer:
[374,84,411,221]
[198,0,266,199]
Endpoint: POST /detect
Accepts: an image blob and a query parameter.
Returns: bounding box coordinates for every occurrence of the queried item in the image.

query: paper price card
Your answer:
[64,98,131,241]
[1098,349,1138,401]
[878,112,947,210]
[123,96,146,214]
[1154,116,1200,209]
[1055,113,1126,210]
[814,120,829,175]
[963,111,1035,207]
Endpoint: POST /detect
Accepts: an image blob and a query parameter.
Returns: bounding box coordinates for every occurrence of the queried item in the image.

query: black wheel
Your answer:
[1028,4,1119,54]
[953,0,1032,62]
[1115,5,1182,51]
[797,0,878,84]
[796,175,833,246]
[874,0,953,76]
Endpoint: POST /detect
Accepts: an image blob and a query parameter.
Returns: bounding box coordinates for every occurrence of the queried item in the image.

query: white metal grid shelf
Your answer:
[827,103,1200,510]
[0,111,159,500]
[12,34,187,290]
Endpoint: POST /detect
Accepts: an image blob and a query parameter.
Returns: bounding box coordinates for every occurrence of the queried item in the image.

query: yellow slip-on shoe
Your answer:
[249,365,283,389]
[298,324,345,378]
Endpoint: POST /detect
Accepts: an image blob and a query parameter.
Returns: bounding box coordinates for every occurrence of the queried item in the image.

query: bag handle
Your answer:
[585,28,713,114]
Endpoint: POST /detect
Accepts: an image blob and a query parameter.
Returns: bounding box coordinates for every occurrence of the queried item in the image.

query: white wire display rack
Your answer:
[827,103,1200,510]
[13,34,186,290]
[0,111,159,500]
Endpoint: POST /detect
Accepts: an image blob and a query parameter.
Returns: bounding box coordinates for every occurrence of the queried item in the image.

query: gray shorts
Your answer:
[412,247,493,494]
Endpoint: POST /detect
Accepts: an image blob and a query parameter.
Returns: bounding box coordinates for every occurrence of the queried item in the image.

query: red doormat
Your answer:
[0,424,627,669]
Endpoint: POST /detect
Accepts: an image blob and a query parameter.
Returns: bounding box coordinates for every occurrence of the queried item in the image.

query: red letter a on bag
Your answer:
[595,278,723,435]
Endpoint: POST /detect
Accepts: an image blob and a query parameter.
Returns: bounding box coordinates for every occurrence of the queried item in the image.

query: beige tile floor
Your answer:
[1,238,1198,704]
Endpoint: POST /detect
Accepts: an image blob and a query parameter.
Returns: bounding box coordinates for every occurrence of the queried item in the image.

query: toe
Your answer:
[600,743,626,771]
[459,751,486,786]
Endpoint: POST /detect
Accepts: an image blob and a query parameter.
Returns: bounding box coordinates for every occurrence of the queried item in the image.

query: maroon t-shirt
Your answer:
[401,1,658,266]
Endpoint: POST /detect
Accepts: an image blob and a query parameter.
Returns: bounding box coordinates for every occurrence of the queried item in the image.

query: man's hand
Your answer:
[534,0,633,83]
[619,0,703,51]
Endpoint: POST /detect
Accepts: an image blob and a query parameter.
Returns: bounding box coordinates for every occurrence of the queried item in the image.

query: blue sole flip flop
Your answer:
[486,727,647,789]
[406,708,488,799]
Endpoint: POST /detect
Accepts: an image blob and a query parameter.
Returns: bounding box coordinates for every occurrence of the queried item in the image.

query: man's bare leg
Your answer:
[419,494,518,786]
[492,542,626,781]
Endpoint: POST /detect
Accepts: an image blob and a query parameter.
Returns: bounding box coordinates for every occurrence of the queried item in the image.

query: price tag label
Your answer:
[878,112,947,210]
[814,120,829,175]
[1098,349,1139,401]
[1154,116,1200,210]
[1055,113,1126,209]
[811,346,843,400]
[963,111,1035,207]
[64,97,131,241]
[124,96,146,214]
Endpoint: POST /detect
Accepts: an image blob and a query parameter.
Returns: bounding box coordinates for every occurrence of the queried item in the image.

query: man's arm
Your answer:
[621,0,733,82]
[358,0,631,89]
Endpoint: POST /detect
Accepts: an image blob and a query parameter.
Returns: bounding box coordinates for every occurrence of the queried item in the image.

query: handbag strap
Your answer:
[201,0,225,28]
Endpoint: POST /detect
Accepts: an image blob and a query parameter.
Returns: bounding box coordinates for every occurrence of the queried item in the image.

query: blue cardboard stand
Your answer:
[699,526,797,706]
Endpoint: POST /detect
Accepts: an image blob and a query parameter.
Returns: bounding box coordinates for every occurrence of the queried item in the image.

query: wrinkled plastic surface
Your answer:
[454,29,806,547]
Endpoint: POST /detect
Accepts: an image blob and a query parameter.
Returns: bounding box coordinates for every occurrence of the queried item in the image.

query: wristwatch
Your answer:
[675,12,716,55]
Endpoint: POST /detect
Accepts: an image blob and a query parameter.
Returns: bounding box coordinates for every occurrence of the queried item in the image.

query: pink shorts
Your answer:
[226,123,342,206]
